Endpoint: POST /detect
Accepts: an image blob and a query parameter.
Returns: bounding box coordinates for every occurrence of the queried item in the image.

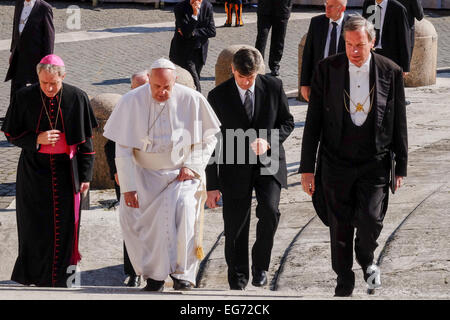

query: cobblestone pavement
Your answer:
[0,2,449,205]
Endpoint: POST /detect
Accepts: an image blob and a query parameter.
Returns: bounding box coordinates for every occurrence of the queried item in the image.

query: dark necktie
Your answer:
[328,22,338,57]
[243,90,253,122]
[375,5,382,47]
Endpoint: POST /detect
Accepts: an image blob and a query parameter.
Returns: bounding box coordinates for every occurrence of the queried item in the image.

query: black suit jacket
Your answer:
[206,75,294,198]
[300,13,349,87]
[169,0,216,66]
[5,0,55,83]
[257,0,292,19]
[397,0,424,28]
[300,53,408,226]
[362,0,411,72]
[300,52,408,176]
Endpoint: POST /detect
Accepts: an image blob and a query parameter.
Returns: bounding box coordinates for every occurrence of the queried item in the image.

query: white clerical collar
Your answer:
[24,0,36,7]
[375,0,388,10]
[235,80,255,97]
[329,14,345,27]
[349,54,372,73]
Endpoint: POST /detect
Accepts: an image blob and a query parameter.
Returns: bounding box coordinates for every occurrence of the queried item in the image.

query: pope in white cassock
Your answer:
[103,58,221,292]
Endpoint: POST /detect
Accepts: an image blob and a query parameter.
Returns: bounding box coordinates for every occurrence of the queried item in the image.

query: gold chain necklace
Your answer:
[40,85,63,147]
[343,85,375,115]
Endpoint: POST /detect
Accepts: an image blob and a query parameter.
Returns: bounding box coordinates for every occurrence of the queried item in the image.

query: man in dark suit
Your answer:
[254,0,293,77]
[206,48,294,290]
[300,0,349,102]
[398,0,424,54]
[169,0,216,92]
[300,16,408,297]
[5,0,55,104]
[362,0,411,74]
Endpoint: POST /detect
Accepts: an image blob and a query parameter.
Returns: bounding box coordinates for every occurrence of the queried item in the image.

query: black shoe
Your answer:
[228,271,248,290]
[405,100,411,105]
[142,278,164,292]
[126,275,141,287]
[170,275,192,291]
[334,283,354,297]
[334,272,355,297]
[270,69,280,77]
[364,264,381,294]
[224,22,232,27]
[251,266,267,287]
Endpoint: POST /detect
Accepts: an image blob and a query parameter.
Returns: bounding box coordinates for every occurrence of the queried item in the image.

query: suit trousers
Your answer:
[321,154,389,284]
[255,15,289,72]
[222,169,281,288]
[113,182,136,277]
[180,48,204,92]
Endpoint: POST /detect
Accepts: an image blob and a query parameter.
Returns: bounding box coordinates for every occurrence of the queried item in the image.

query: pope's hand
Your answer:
[37,130,61,145]
[124,191,139,208]
[177,167,196,181]
[301,173,315,196]
[251,138,270,156]
[206,190,221,209]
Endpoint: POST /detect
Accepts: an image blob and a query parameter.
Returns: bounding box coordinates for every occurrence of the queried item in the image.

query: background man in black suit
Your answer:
[169,0,216,92]
[254,0,293,77]
[5,0,55,104]
[398,0,424,54]
[300,16,407,297]
[206,48,294,290]
[300,0,349,102]
[362,0,411,74]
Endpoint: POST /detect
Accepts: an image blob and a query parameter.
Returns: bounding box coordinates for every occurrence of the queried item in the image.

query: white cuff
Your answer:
[115,157,137,193]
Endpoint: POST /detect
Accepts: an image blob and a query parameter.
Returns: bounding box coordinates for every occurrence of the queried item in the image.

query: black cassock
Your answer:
[1,83,97,287]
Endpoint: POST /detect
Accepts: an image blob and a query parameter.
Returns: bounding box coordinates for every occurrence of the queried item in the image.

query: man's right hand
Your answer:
[206,190,221,209]
[300,86,311,102]
[124,191,139,208]
[301,173,315,196]
[37,130,61,145]
[190,0,202,16]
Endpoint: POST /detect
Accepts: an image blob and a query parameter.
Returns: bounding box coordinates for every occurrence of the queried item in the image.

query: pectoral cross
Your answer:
[355,103,365,112]
[141,136,152,151]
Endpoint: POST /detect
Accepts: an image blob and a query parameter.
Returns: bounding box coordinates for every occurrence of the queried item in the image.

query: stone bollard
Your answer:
[91,93,122,190]
[215,45,265,87]
[175,65,196,90]
[405,19,438,87]
[297,33,308,102]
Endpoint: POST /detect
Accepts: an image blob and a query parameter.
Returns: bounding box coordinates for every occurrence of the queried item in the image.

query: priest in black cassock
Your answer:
[1,54,98,288]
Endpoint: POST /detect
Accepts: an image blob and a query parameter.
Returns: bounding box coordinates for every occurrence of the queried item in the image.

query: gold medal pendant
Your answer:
[355,103,365,112]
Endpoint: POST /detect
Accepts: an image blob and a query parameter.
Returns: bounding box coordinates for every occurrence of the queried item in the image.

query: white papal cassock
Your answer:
[103,82,220,284]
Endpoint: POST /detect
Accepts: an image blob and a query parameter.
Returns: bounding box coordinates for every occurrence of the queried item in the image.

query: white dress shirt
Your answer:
[323,14,345,58]
[19,0,36,34]
[348,54,372,126]
[374,0,388,49]
[236,81,255,118]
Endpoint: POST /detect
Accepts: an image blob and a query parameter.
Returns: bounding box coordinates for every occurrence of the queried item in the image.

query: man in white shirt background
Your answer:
[5,0,55,106]
[300,0,349,102]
